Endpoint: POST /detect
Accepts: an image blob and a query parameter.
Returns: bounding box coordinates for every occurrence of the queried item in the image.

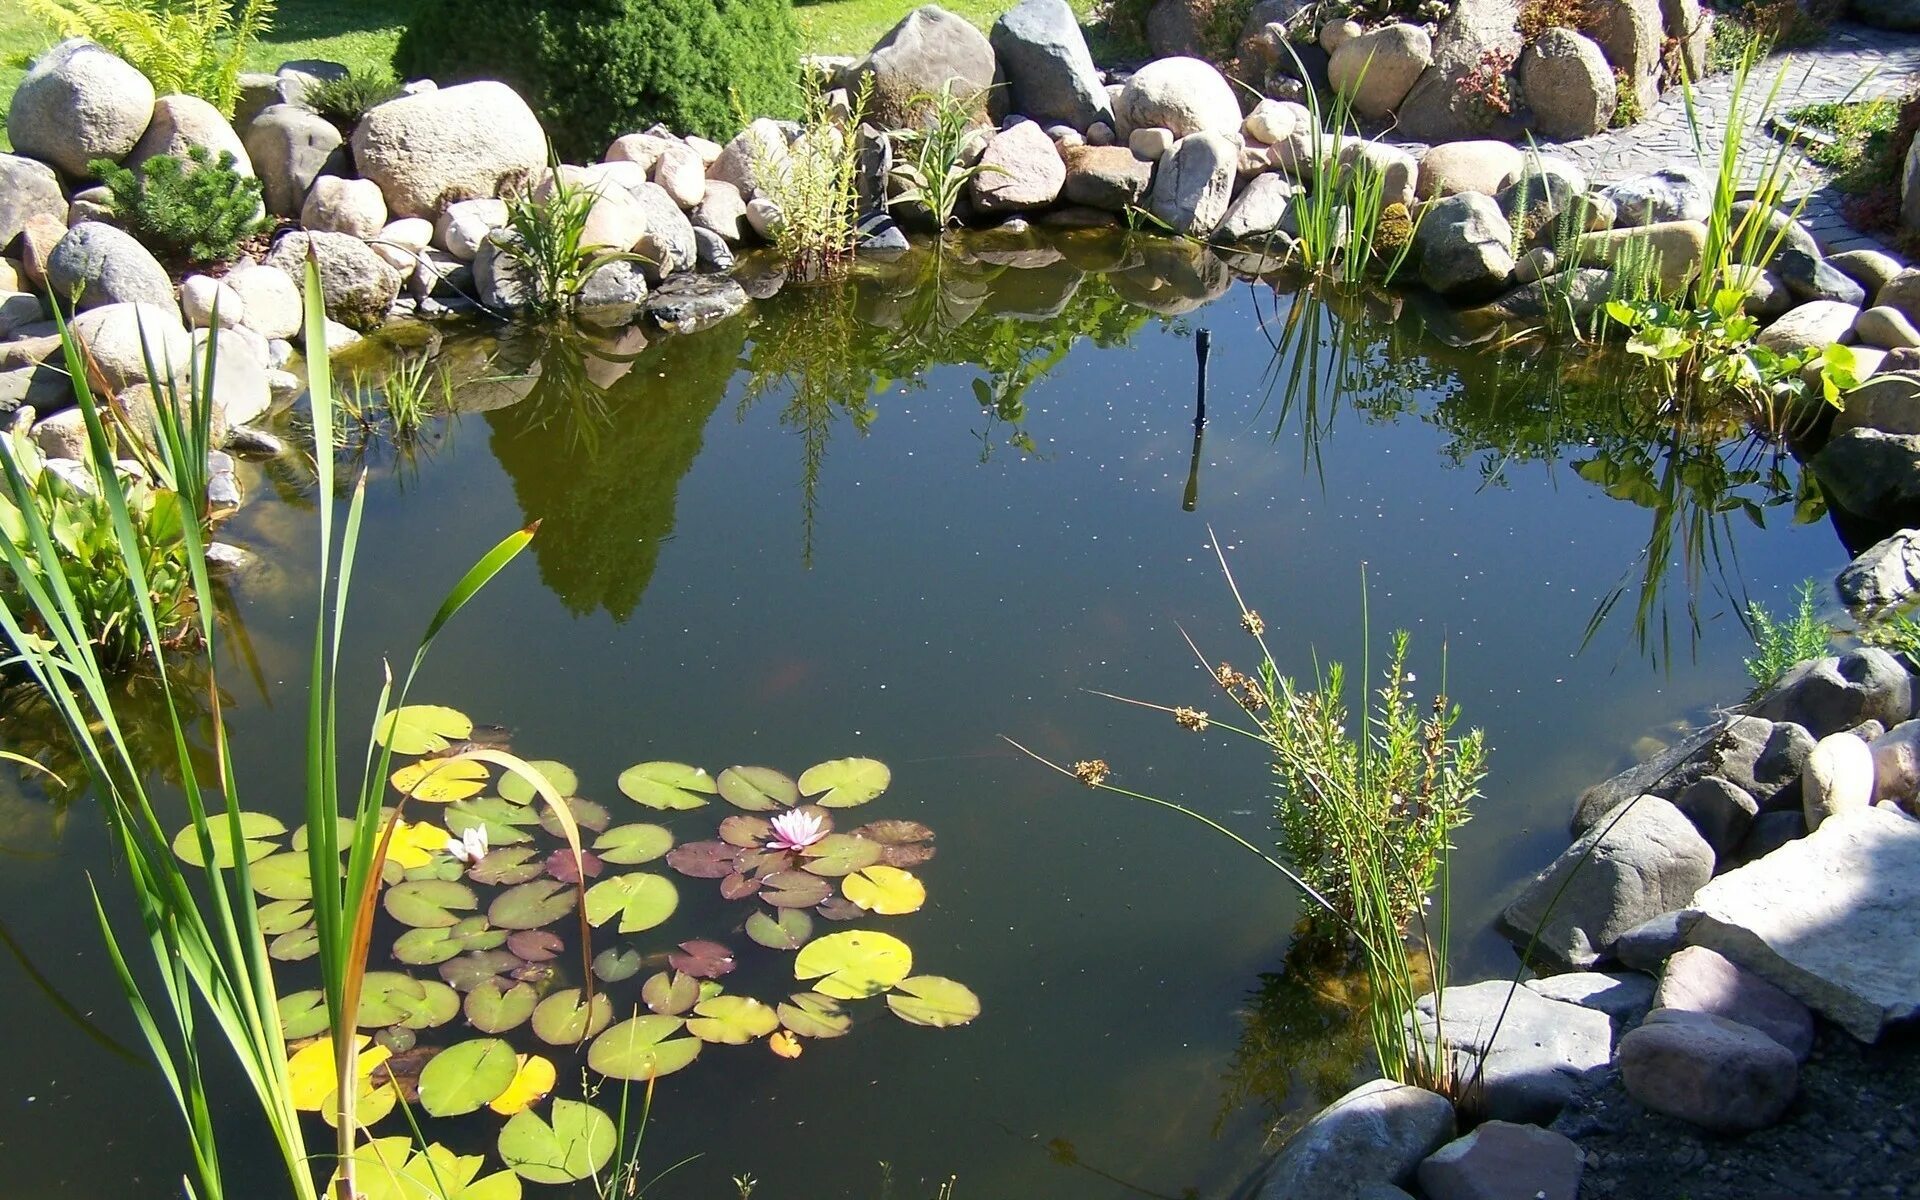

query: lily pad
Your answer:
[498,1098,615,1185]
[545,847,603,884]
[401,856,465,883]
[719,872,762,901]
[447,797,539,847]
[816,894,865,922]
[488,879,575,930]
[588,1014,703,1081]
[398,979,461,1030]
[256,899,313,936]
[686,995,780,1045]
[538,795,611,837]
[776,992,852,1039]
[530,988,614,1045]
[418,1037,518,1117]
[465,979,539,1034]
[745,907,814,951]
[498,759,577,807]
[439,950,526,993]
[843,865,926,915]
[797,757,891,808]
[470,846,544,886]
[385,879,479,929]
[488,1053,556,1117]
[593,823,674,865]
[250,852,315,901]
[172,811,285,868]
[374,705,473,755]
[885,976,981,1027]
[390,757,490,803]
[668,939,736,979]
[279,990,329,1040]
[665,839,738,879]
[593,946,644,983]
[793,930,912,1000]
[717,766,799,811]
[856,819,936,868]
[270,927,320,961]
[506,929,563,962]
[797,833,885,877]
[717,814,773,848]
[394,918,506,966]
[761,870,832,909]
[617,762,717,810]
[583,873,679,933]
[641,971,699,1016]
[358,971,430,1027]
[291,816,360,853]
[337,1137,522,1200]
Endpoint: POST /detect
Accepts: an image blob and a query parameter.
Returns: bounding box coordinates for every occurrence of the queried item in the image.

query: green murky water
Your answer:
[0,230,1846,1198]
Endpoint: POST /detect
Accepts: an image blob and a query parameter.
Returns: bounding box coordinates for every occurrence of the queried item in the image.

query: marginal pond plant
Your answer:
[1743,577,1833,688]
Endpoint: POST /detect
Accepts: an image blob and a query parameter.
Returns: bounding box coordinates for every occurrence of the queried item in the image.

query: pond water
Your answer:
[0,229,1847,1199]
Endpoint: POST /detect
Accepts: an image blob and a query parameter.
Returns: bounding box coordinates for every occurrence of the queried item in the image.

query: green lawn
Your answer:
[794,0,1101,55]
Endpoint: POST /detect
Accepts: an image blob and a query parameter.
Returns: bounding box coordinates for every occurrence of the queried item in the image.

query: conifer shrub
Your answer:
[393,0,800,163]
[91,147,270,267]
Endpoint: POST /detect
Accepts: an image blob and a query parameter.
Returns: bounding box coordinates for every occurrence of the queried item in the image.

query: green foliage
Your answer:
[91,146,268,267]
[751,75,874,279]
[1863,611,1920,661]
[393,0,799,163]
[1610,67,1641,127]
[498,157,645,317]
[1744,578,1833,687]
[21,0,275,114]
[889,80,1002,234]
[303,66,402,130]
[1707,0,1828,74]
[1283,55,1424,284]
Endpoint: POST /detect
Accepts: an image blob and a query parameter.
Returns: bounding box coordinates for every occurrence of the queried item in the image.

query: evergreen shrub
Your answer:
[91,147,269,267]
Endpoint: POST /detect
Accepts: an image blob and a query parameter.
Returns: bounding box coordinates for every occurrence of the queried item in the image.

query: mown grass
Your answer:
[795,0,1102,55]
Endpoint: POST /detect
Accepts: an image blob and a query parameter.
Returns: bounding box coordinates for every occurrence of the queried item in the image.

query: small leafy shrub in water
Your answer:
[22,0,275,114]
[91,147,269,267]
[751,76,875,279]
[1745,578,1834,688]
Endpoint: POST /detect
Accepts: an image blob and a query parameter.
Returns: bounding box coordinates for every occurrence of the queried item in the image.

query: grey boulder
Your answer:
[7,39,155,179]
[1415,192,1514,300]
[1750,647,1914,737]
[1408,980,1613,1122]
[242,104,347,218]
[989,0,1112,130]
[1618,1007,1797,1132]
[46,222,176,312]
[1416,1120,1582,1200]
[1257,1078,1455,1200]
[261,231,402,332]
[1,155,66,250]
[1146,132,1237,237]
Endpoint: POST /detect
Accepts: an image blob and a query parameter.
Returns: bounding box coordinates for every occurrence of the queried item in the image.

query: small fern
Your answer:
[1744,578,1834,688]
[92,146,269,267]
[21,0,276,115]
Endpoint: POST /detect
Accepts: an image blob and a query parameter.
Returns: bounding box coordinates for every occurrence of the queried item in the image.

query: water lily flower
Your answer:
[766,809,828,852]
[445,825,489,865]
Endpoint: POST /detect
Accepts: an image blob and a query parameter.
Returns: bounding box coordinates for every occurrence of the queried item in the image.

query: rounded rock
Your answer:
[67,301,193,392]
[125,94,254,177]
[7,39,156,179]
[1119,57,1243,139]
[350,81,547,219]
[46,221,175,312]
[1618,1007,1797,1133]
[301,176,388,239]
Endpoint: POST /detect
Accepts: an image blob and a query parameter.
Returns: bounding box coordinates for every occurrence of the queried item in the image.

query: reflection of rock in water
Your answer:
[485,319,747,621]
[1113,240,1233,316]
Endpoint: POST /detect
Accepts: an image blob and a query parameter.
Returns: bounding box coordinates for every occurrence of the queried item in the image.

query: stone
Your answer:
[1688,806,1920,1040]
[1416,1121,1582,1200]
[1751,648,1914,737]
[1397,0,1526,141]
[1495,156,1589,231]
[1879,268,1920,323]
[1587,0,1664,117]
[31,409,89,461]
[1830,249,1904,296]
[1322,17,1363,53]
[300,176,387,239]
[45,222,174,312]
[1475,267,1613,323]
[1502,796,1713,967]
[652,142,707,210]
[1416,141,1524,200]
[605,133,674,174]
[1771,245,1866,307]
[538,166,646,254]
[1663,0,1712,77]
[372,217,433,271]
[1907,127,1920,232]
[1573,221,1707,296]
[1802,730,1876,832]
[1061,145,1153,211]
[1835,370,1920,437]
[692,226,735,271]
[125,94,254,178]
[970,120,1065,214]
[436,198,509,262]
[351,82,547,218]
[627,182,697,283]
[1128,127,1175,161]
[65,186,113,226]
[178,275,243,330]
[745,197,783,241]
[471,238,532,312]
[692,181,750,243]
[1867,718,1920,810]
[1518,28,1615,140]
[1672,775,1757,862]
[225,263,302,341]
[262,231,402,332]
[1523,970,1655,1027]
[240,104,345,218]
[1757,300,1860,354]
[409,248,470,300]
[1729,200,1820,261]
[857,5,998,129]
[1838,528,1920,610]
[1408,981,1613,1122]
[1618,1008,1797,1132]
[1857,306,1920,350]
[1086,121,1115,146]
[644,274,749,335]
[707,119,789,202]
[0,155,65,251]
[1739,268,1793,319]
[1415,193,1515,301]
[574,259,648,321]
[1242,99,1301,146]
[990,0,1111,130]
[1146,132,1237,237]
[1214,173,1296,243]
[1342,141,1418,209]
[66,302,192,392]
[7,39,156,179]
[1739,809,1807,861]
[182,327,268,428]
[1119,57,1243,139]
[1601,166,1711,226]
[1653,944,1814,1059]
[1256,1078,1455,1200]
[1327,24,1432,119]
[16,214,64,290]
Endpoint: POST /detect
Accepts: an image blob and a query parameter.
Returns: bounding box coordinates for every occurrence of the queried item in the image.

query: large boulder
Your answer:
[7,39,156,179]
[66,302,192,392]
[969,120,1065,214]
[1617,1008,1798,1132]
[1415,193,1515,300]
[1416,140,1524,199]
[1118,57,1243,139]
[625,182,697,284]
[1256,1078,1455,1200]
[1837,528,1920,611]
[350,81,548,219]
[261,231,401,332]
[1501,795,1714,967]
[1060,145,1153,211]
[1816,427,1920,522]
[242,104,346,218]
[1409,981,1612,1122]
[1,155,66,250]
[45,222,175,311]
[1396,0,1524,141]
[1574,716,1811,834]
[1750,648,1913,737]
[990,0,1112,130]
[1601,166,1710,226]
[1834,370,1920,437]
[1518,28,1615,139]
[1416,1121,1583,1200]
[1653,944,1814,1059]
[124,94,254,177]
[1662,0,1712,79]
[856,5,998,129]
[1327,24,1433,119]
[706,118,790,203]
[1146,131,1237,237]
[1587,0,1663,117]
[1757,300,1860,354]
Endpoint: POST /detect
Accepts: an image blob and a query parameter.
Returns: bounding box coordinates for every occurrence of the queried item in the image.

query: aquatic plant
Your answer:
[499,152,649,317]
[1744,578,1834,687]
[748,75,876,280]
[1280,51,1423,285]
[888,80,1003,234]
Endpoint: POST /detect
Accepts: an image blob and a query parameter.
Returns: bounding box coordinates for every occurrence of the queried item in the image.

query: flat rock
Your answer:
[1522,969,1656,1027]
[1256,1077,1455,1200]
[644,274,748,335]
[1060,145,1152,211]
[1416,1120,1582,1200]
[1618,1007,1797,1132]
[1601,166,1711,226]
[1410,980,1613,1122]
[1612,909,1697,971]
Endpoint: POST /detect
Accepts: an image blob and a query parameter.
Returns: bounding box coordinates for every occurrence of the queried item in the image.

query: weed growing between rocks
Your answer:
[1744,579,1835,688]
[304,67,405,135]
[890,80,1004,235]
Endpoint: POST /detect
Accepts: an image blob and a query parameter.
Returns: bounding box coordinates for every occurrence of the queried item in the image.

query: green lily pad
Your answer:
[593,823,675,864]
[593,946,643,983]
[465,979,539,1034]
[256,899,313,937]
[530,987,614,1046]
[270,927,320,961]
[885,976,981,1027]
[776,991,852,1039]
[498,759,577,806]
[172,811,285,867]
[447,797,539,847]
[357,971,428,1027]
[250,852,315,901]
[438,949,525,992]
[798,833,884,877]
[402,979,462,1030]
[488,879,575,930]
[403,857,466,883]
[686,995,779,1045]
[641,971,699,1016]
[469,846,544,886]
[761,870,832,909]
[279,990,329,1040]
[588,1014,703,1081]
[385,879,479,929]
[395,917,505,966]
[716,766,799,811]
[617,762,717,810]
[417,1037,517,1117]
[538,795,610,837]
[583,873,678,933]
[374,705,473,755]
[745,907,814,951]
[797,757,891,808]
[793,929,913,1000]
[497,1098,615,1185]
[291,817,361,853]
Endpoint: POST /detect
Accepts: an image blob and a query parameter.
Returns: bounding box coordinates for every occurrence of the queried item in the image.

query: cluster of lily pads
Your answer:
[172,705,978,1194]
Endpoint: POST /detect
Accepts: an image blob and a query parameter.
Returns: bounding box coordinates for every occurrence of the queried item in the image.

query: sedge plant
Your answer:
[500,149,650,317]
[1280,50,1424,285]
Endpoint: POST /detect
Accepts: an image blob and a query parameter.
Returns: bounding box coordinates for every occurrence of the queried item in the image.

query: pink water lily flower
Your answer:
[766,809,828,852]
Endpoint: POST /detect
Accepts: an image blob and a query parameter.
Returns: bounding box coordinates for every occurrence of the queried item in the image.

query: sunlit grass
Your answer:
[793,0,1101,55]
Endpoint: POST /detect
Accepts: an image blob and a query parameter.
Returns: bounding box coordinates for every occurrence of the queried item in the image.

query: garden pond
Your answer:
[0,228,1852,1199]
